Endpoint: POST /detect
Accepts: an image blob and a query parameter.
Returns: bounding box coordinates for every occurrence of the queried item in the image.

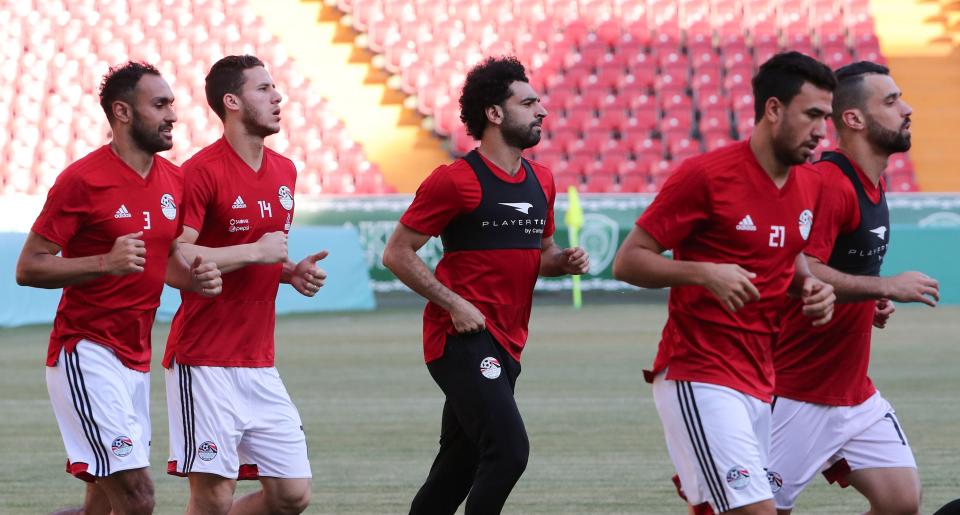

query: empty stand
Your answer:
[0,0,389,195]
[338,0,916,193]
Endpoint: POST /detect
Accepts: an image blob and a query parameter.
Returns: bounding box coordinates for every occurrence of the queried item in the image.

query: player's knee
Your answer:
[126,494,155,515]
[189,481,234,515]
[266,485,311,514]
[869,481,921,515]
[496,435,529,479]
[108,471,155,514]
[116,484,155,514]
[872,496,920,515]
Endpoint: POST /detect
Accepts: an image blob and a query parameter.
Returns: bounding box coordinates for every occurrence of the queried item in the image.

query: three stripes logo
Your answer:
[232,196,247,209]
[735,215,757,231]
[113,204,132,219]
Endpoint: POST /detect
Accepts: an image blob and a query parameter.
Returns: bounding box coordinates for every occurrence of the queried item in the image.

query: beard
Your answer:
[500,112,541,150]
[241,103,280,138]
[130,111,173,154]
[866,116,911,154]
[771,126,811,166]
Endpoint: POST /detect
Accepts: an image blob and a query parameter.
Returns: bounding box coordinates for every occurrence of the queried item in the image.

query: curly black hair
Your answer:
[99,61,161,122]
[752,51,837,122]
[459,56,529,139]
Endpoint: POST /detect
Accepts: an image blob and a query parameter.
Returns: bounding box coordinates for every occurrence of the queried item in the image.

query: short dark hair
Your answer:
[99,61,161,122]
[459,56,529,139]
[205,54,266,120]
[832,61,890,127]
[752,52,837,122]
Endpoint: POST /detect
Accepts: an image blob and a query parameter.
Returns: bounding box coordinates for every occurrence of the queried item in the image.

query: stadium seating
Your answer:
[337,0,917,193]
[0,0,390,196]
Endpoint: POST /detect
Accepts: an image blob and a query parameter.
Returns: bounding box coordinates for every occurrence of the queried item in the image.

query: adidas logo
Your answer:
[736,215,757,231]
[232,196,247,209]
[114,204,132,219]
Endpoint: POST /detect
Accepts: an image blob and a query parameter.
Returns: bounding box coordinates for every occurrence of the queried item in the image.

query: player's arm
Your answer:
[539,236,589,277]
[382,223,484,333]
[612,226,761,312]
[806,255,939,306]
[280,251,329,297]
[164,239,222,296]
[15,230,145,288]
[174,226,288,274]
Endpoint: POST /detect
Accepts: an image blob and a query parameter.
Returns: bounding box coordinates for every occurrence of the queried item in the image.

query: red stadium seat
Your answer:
[553,172,583,193]
[584,173,615,193]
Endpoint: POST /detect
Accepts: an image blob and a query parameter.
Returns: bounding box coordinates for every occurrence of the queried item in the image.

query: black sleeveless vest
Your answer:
[821,152,889,276]
[441,150,548,252]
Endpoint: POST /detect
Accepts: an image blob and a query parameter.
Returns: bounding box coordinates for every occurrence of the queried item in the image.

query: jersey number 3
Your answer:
[768,225,785,248]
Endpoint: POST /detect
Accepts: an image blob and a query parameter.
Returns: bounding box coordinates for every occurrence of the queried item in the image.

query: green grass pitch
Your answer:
[1,302,957,513]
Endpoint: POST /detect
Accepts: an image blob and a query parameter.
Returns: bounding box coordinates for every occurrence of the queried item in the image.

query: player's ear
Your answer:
[841,108,865,131]
[764,96,783,123]
[485,104,504,125]
[112,100,133,124]
[222,93,241,113]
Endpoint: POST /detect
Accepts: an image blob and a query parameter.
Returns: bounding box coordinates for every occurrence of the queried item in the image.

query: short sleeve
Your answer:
[536,166,556,238]
[636,161,711,250]
[399,165,468,236]
[31,172,88,248]
[804,165,859,263]
[181,162,215,232]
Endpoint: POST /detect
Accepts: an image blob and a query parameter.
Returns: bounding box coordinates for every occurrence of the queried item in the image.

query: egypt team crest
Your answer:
[198,441,219,461]
[798,209,813,241]
[726,466,751,490]
[480,357,501,379]
[767,470,783,493]
[160,193,177,220]
[278,186,294,211]
[111,436,134,457]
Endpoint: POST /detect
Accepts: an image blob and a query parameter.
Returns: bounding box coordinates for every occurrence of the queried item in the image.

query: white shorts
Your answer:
[46,340,151,481]
[652,373,774,513]
[769,391,916,510]
[165,361,311,480]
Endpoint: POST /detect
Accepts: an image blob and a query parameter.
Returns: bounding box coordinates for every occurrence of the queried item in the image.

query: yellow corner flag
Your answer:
[565,185,584,309]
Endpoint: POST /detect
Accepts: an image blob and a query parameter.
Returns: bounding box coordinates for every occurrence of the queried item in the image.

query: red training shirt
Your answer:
[33,145,183,372]
[638,141,822,401]
[774,150,884,405]
[399,152,556,363]
[164,138,297,368]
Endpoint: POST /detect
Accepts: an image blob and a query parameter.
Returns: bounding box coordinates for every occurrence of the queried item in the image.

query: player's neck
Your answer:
[109,139,154,178]
[224,125,266,172]
[748,133,791,187]
[477,140,523,176]
[836,136,886,187]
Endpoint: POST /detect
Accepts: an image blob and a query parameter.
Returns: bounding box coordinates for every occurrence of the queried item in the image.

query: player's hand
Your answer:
[701,263,761,312]
[190,255,222,297]
[884,271,939,307]
[801,276,835,327]
[291,251,328,297]
[104,231,146,275]
[450,298,485,334]
[561,246,590,275]
[873,298,895,329]
[256,231,288,264]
